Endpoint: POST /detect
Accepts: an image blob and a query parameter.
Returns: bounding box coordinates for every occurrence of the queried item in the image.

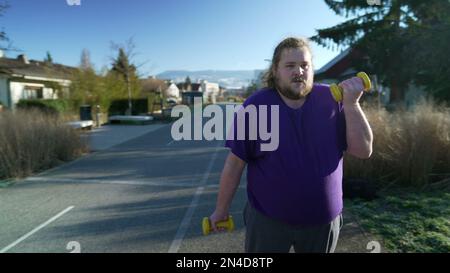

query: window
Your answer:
[24,86,43,99]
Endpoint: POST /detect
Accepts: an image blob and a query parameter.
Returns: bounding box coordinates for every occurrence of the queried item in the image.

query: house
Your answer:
[176,82,201,105]
[163,81,180,101]
[314,48,426,107]
[176,82,202,92]
[140,76,168,96]
[200,80,219,104]
[181,91,203,105]
[141,77,181,102]
[0,52,77,110]
[177,80,220,104]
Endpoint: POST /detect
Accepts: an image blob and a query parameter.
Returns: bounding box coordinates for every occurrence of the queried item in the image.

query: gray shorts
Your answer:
[244,203,343,253]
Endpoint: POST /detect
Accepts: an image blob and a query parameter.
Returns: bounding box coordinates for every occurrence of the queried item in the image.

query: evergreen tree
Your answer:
[44,51,53,63]
[311,0,450,103]
[110,46,141,114]
[111,48,137,79]
[184,76,192,90]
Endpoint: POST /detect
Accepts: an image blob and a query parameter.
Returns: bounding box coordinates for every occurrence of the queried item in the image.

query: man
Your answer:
[209,37,373,253]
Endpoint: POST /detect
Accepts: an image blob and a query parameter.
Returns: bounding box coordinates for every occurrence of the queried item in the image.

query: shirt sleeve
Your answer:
[224,108,255,163]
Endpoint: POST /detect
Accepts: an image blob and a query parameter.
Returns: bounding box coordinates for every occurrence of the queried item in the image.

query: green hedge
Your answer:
[109,98,149,116]
[16,99,70,115]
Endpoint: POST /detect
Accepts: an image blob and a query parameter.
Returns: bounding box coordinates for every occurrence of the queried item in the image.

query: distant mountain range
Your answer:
[156,69,265,89]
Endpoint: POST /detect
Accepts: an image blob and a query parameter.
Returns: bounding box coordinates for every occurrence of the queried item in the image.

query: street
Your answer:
[0,104,376,253]
[0,112,247,253]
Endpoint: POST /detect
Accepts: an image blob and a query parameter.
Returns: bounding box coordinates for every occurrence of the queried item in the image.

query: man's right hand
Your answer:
[208,210,230,233]
[209,152,246,233]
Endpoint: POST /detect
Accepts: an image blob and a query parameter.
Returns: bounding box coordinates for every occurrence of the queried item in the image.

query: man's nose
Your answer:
[295,66,305,76]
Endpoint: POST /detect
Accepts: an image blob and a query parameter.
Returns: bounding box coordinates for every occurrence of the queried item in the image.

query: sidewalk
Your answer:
[335,210,385,253]
[81,123,168,152]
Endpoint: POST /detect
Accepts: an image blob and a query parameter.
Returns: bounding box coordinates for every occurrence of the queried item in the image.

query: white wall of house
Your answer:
[9,81,59,109]
[10,82,27,109]
[1,77,72,110]
[201,80,219,104]
[163,83,180,99]
[43,87,58,99]
[0,76,9,107]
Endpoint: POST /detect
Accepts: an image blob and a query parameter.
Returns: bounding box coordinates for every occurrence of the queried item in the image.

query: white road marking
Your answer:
[167,140,175,146]
[0,206,74,253]
[168,186,205,253]
[24,176,211,188]
[168,143,221,253]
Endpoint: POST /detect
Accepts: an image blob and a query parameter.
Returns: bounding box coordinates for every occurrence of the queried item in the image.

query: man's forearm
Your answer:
[215,155,245,214]
[343,103,373,158]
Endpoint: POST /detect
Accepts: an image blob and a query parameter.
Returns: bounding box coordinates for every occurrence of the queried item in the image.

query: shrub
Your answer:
[344,98,450,189]
[16,99,70,116]
[108,98,149,116]
[0,109,88,180]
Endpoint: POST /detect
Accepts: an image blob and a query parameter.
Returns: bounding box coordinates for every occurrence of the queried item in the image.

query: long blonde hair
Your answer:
[263,37,313,89]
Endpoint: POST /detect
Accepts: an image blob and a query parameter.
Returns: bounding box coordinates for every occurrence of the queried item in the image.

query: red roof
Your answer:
[315,48,364,80]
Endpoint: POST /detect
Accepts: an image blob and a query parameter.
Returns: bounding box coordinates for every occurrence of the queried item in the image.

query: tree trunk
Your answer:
[126,72,132,115]
[389,81,405,104]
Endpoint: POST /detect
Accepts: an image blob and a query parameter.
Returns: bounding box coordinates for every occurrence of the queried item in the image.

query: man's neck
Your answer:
[277,89,306,109]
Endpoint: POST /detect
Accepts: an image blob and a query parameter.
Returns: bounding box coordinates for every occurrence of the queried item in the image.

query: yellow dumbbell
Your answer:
[202,216,234,235]
[330,72,372,102]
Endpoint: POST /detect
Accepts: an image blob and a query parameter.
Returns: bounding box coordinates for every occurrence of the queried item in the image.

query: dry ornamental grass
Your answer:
[0,109,88,180]
[344,98,450,190]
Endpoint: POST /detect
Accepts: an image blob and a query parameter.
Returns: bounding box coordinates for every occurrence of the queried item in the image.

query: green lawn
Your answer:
[345,189,450,253]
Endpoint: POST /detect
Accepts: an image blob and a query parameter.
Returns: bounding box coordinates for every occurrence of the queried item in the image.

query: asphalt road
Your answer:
[0,103,378,253]
[0,105,247,253]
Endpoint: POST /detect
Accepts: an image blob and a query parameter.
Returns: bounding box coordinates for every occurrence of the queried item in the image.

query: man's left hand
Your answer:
[339,77,365,105]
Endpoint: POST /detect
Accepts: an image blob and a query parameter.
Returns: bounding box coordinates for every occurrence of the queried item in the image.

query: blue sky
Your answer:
[1,0,348,77]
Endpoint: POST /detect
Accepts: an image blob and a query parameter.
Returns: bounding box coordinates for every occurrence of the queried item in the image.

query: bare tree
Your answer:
[109,37,147,115]
[0,2,11,51]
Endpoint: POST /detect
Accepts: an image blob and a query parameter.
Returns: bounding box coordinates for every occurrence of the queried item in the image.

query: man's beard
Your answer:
[275,78,313,100]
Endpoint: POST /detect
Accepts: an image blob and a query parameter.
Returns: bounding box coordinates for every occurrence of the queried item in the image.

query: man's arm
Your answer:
[339,77,374,159]
[209,151,246,231]
[343,103,373,159]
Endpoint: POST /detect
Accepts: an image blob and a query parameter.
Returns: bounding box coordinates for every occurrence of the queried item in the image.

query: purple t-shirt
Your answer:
[225,84,347,227]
